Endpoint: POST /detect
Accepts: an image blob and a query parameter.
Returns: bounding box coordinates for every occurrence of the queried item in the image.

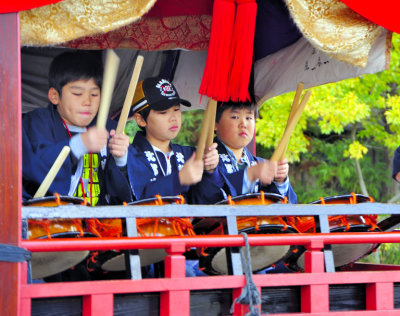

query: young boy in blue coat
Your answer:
[127,77,233,204]
[214,101,297,204]
[127,77,236,277]
[23,50,132,206]
[214,101,297,274]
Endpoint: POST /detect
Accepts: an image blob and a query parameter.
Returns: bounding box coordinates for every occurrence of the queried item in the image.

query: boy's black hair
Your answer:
[136,105,151,122]
[135,106,151,134]
[48,50,103,96]
[215,101,258,123]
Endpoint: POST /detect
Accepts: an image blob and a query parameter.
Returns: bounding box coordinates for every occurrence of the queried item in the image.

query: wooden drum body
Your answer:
[285,194,379,271]
[24,195,90,279]
[195,192,298,275]
[98,195,194,271]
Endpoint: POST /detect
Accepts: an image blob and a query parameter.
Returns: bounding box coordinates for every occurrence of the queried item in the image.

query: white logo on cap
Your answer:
[156,79,176,97]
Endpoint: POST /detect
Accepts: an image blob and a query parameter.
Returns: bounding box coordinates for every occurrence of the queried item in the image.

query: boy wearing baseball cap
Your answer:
[127,77,234,204]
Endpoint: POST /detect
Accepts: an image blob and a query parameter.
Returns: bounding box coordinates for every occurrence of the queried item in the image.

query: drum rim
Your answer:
[309,194,371,204]
[35,231,96,239]
[23,195,86,206]
[216,192,285,205]
[128,196,185,205]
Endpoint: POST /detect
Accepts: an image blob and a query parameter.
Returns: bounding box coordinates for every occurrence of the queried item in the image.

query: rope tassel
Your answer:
[199,0,257,102]
[229,0,257,102]
[199,0,235,101]
[230,232,261,316]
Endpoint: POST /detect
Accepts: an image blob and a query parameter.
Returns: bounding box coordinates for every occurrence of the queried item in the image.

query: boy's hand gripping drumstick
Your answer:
[195,99,217,161]
[33,146,71,198]
[97,49,120,129]
[116,55,144,134]
[270,89,312,163]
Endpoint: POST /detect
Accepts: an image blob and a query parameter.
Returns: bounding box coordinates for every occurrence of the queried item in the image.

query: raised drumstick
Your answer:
[204,99,218,171]
[270,90,312,163]
[279,82,304,161]
[205,99,218,151]
[116,55,144,134]
[33,146,71,198]
[196,99,217,161]
[97,49,120,130]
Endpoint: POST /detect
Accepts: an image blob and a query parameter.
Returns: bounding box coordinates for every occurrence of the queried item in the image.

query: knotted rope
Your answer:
[230,232,261,316]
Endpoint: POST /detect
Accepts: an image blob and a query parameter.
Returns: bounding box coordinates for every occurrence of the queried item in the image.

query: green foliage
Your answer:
[173,109,204,146]
[256,33,400,203]
[125,119,140,143]
[362,242,400,265]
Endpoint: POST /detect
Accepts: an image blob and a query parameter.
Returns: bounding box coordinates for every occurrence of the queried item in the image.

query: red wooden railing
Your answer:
[19,232,400,315]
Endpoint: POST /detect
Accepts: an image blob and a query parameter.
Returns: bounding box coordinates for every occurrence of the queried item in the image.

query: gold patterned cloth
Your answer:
[64,15,211,51]
[20,0,157,46]
[285,0,383,67]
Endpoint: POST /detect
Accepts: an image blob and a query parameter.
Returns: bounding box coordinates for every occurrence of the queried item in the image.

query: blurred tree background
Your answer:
[125,33,400,264]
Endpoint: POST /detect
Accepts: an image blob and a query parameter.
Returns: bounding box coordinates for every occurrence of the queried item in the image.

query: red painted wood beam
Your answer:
[160,291,190,316]
[21,232,400,252]
[0,12,21,316]
[268,311,400,316]
[366,282,394,311]
[161,242,190,316]
[20,270,400,298]
[82,294,114,316]
[303,240,325,273]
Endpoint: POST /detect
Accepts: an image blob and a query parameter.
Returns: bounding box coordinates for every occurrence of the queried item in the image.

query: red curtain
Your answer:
[0,0,63,13]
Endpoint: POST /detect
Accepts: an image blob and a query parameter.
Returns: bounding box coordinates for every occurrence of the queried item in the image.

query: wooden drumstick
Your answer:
[205,99,217,151]
[204,99,218,171]
[195,99,217,161]
[116,55,144,134]
[279,82,304,161]
[33,146,71,198]
[195,105,211,160]
[270,90,312,163]
[97,49,120,129]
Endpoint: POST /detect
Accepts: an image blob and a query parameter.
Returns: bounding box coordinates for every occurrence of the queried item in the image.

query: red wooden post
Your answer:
[366,282,394,311]
[301,240,329,313]
[303,239,325,273]
[0,12,22,316]
[232,286,262,316]
[83,294,114,316]
[161,242,190,316]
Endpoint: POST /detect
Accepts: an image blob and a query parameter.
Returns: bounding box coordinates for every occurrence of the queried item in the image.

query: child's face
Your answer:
[141,105,182,144]
[49,78,100,127]
[215,107,255,150]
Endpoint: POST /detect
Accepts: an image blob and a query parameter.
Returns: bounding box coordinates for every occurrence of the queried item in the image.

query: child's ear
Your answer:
[134,112,146,128]
[48,88,60,105]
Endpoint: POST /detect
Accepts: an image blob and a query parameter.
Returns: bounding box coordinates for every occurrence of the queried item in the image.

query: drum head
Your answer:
[101,249,167,271]
[24,195,86,206]
[30,231,94,279]
[200,225,297,275]
[31,251,89,279]
[211,245,290,275]
[286,226,380,271]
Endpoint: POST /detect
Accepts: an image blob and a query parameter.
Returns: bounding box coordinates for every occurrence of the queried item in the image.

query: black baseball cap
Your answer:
[131,77,191,113]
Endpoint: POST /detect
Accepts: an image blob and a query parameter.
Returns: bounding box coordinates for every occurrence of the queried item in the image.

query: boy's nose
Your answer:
[83,94,91,106]
[170,113,177,121]
[239,118,247,127]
